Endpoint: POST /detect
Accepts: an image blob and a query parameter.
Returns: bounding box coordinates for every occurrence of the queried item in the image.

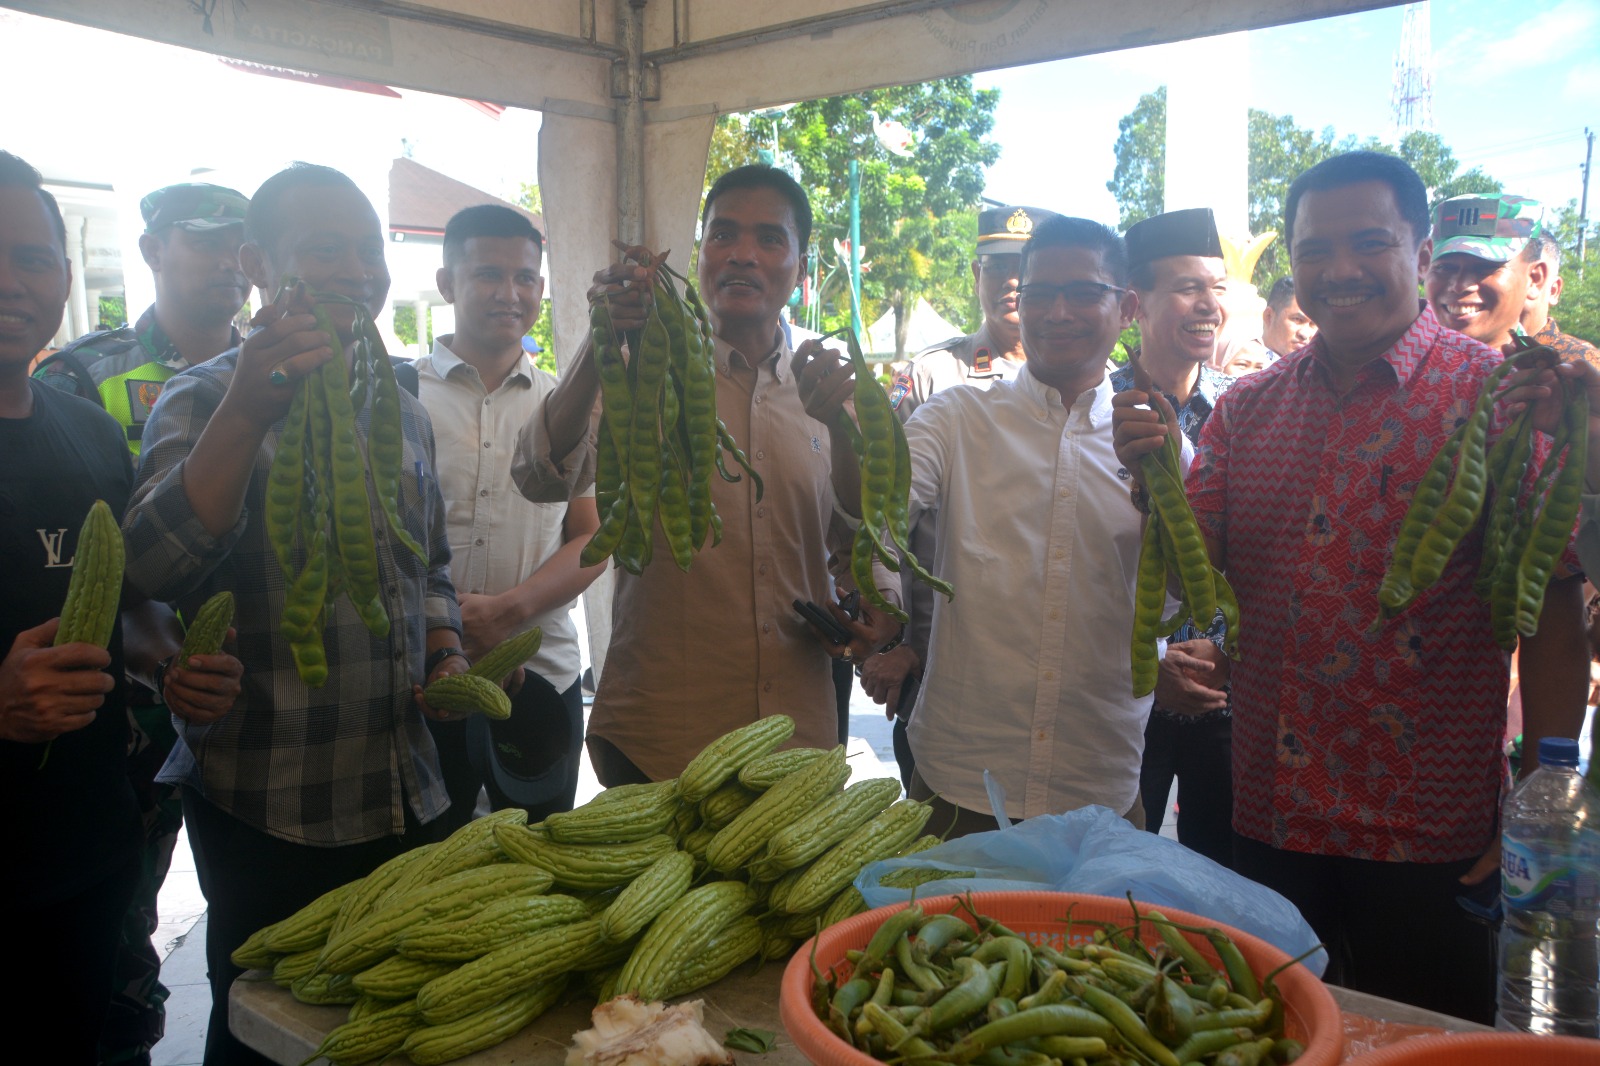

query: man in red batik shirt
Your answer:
[1112,151,1589,1024]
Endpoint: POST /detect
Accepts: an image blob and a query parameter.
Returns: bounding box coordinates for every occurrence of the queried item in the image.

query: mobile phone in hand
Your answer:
[794,599,853,645]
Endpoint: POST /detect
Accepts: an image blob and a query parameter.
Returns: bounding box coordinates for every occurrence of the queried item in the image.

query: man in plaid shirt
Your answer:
[123,164,466,1066]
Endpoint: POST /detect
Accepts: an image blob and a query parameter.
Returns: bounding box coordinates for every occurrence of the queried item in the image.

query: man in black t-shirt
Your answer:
[0,152,242,1065]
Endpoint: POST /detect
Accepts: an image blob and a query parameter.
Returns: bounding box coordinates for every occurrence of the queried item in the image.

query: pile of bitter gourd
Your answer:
[1128,368,1240,698]
[231,715,934,1066]
[581,246,761,575]
[264,279,421,686]
[1375,340,1585,648]
[826,324,953,623]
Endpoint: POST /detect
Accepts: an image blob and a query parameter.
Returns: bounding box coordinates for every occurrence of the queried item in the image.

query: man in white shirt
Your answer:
[416,205,603,830]
[801,214,1165,836]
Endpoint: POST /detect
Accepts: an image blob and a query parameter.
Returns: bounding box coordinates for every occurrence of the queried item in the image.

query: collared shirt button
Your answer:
[755,450,765,460]
[394,650,404,662]
[762,622,771,634]
[759,563,768,575]
[763,681,773,692]
[1053,548,1065,560]
[1043,670,1054,681]
[483,441,491,449]
[475,537,485,546]
[479,489,489,497]
[756,507,765,518]
[755,394,764,404]
[1049,608,1060,620]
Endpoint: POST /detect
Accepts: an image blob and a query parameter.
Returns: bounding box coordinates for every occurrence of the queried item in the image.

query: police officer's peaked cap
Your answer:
[976,205,1061,257]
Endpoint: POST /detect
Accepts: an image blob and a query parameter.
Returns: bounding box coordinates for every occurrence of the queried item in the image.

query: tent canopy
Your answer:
[5,0,1402,367]
[863,298,964,362]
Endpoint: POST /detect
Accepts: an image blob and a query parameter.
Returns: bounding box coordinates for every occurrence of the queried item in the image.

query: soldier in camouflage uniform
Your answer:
[863,205,1058,786]
[1425,193,1596,363]
[33,181,248,1066]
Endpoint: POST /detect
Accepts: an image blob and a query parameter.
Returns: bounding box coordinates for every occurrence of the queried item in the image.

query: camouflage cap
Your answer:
[976,205,1060,257]
[1431,194,1543,263]
[140,182,249,234]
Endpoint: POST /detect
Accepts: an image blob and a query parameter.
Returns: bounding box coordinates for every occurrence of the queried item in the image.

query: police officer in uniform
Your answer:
[887,204,1059,423]
[31,181,248,1066]
[865,204,1059,786]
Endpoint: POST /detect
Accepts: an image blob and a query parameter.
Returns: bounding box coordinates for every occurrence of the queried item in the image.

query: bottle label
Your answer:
[1502,828,1600,916]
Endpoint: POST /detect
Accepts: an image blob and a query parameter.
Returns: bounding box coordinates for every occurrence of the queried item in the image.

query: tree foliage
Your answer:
[1110,90,1501,288]
[1106,87,1166,230]
[705,79,1001,355]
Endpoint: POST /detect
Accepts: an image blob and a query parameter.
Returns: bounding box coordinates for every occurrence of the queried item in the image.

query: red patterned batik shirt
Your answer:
[1187,305,1578,863]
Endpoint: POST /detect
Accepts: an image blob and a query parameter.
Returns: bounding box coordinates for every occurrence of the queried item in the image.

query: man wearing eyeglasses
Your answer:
[864,204,1058,787]
[799,214,1172,837]
[1107,208,1236,867]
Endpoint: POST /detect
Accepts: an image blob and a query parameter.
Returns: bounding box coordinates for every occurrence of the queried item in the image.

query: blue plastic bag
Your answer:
[856,805,1328,976]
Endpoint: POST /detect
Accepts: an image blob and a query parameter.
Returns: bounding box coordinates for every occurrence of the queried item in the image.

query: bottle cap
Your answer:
[1537,737,1581,768]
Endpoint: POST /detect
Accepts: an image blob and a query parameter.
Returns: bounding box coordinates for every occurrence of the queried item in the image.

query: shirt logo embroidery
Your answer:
[811,435,823,453]
[37,528,74,568]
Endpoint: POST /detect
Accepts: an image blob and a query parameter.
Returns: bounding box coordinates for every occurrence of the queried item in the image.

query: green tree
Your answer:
[1110,92,1499,289]
[1106,87,1166,229]
[705,78,1001,355]
[1247,111,1341,283]
[1543,199,1600,343]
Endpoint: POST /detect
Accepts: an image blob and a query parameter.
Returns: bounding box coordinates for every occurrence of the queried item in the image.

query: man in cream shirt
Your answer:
[416,204,603,829]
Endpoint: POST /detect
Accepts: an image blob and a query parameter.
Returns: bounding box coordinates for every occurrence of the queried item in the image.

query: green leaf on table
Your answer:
[724,1027,777,1053]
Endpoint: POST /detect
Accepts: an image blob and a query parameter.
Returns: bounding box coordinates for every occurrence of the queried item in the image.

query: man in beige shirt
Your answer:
[416,204,604,832]
[540,165,900,784]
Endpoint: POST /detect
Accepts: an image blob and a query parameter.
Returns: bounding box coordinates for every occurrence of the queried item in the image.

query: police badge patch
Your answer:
[888,372,912,410]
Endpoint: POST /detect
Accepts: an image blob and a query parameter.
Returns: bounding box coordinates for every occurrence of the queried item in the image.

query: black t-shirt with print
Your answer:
[0,381,139,905]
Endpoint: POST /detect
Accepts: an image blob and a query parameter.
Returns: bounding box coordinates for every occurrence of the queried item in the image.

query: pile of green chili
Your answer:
[811,896,1313,1066]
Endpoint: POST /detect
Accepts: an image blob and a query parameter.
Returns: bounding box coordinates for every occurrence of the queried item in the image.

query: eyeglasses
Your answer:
[1016,282,1129,308]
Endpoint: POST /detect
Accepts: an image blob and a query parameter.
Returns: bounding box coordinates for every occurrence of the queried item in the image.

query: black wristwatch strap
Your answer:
[152,655,173,702]
[424,647,469,675]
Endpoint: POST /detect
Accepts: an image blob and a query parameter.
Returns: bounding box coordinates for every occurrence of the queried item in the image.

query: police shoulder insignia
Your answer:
[888,372,912,410]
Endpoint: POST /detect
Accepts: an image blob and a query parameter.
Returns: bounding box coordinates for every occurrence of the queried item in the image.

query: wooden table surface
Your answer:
[232,963,1491,1065]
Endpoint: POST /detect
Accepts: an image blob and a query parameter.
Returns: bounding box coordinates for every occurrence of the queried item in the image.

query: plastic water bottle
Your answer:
[1496,737,1600,1036]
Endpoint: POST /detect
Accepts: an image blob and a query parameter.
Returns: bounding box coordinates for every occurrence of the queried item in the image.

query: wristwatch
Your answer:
[1129,484,1152,515]
[152,655,174,702]
[875,629,906,655]
[424,647,469,675]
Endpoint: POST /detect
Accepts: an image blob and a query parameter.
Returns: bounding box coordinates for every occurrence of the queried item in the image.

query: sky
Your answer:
[0,1,1593,258]
[975,0,1597,224]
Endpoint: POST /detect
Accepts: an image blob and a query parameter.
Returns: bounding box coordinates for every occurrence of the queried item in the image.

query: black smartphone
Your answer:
[794,599,853,645]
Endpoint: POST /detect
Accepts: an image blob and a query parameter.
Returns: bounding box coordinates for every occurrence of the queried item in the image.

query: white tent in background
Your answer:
[862,298,963,363]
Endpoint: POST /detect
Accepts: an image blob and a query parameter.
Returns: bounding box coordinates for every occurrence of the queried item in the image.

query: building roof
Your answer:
[387,156,543,238]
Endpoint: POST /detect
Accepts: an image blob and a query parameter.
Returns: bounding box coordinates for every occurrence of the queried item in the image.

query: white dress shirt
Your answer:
[904,364,1174,821]
[416,340,589,690]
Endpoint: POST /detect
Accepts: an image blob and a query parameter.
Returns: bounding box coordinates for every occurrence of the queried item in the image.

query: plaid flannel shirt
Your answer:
[123,348,457,846]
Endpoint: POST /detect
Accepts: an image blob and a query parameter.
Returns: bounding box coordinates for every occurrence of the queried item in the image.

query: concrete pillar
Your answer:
[63,214,90,345]
[85,288,103,330]
[412,299,429,360]
[1164,32,1250,238]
